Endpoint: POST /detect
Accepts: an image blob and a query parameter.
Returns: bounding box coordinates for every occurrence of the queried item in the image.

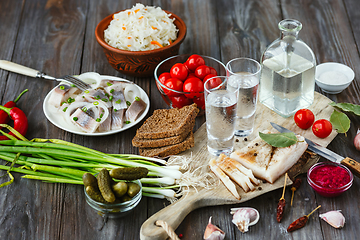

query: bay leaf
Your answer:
[259,132,297,148]
[330,110,350,134]
[329,102,360,116]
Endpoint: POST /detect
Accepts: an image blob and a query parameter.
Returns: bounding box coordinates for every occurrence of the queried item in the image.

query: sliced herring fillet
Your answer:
[70,108,100,133]
[218,154,260,186]
[215,155,255,192]
[230,133,308,183]
[209,159,240,200]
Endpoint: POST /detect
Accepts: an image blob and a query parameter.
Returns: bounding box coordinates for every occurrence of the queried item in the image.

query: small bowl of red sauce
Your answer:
[307,162,353,197]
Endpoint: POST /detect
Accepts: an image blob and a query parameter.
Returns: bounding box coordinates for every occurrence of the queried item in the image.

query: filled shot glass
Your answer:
[226,58,261,137]
[204,76,237,156]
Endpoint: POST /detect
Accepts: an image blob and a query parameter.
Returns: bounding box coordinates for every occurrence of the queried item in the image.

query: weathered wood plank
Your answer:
[281,1,360,240]
[0,0,25,103]
[1,0,360,239]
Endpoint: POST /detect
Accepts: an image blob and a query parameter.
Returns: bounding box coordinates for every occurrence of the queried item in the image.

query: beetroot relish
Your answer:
[310,164,350,189]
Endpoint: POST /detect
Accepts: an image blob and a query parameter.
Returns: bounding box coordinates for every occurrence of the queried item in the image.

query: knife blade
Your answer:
[270,122,360,178]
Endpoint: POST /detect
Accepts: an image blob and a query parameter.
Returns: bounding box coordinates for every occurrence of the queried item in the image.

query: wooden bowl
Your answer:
[95,10,186,78]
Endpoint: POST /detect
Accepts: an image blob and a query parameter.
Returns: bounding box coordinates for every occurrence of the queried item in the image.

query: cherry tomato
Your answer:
[164,78,183,97]
[312,119,332,138]
[158,72,171,85]
[170,63,188,81]
[203,74,222,89]
[193,94,205,110]
[294,109,315,130]
[187,72,197,78]
[185,54,205,72]
[209,67,218,75]
[183,77,204,99]
[194,65,211,80]
[170,95,193,108]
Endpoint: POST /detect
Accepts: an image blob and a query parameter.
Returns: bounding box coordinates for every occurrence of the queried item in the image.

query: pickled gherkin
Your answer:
[112,182,128,198]
[97,168,116,203]
[86,185,107,203]
[109,167,148,180]
[83,169,141,205]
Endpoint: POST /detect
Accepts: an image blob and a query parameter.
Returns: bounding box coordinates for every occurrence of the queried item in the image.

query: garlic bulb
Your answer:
[231,207,260,233]
[203,216,225,240]
[319,210,345,228]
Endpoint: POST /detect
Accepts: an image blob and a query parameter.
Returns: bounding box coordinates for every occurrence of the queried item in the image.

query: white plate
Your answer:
[43,75,150,136]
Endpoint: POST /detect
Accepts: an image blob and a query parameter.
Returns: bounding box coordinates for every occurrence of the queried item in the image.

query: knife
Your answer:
[270,122,360,178]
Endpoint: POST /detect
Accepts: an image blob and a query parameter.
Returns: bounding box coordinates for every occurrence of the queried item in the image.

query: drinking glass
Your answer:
[226,58,261,137]
[204,76,237,156]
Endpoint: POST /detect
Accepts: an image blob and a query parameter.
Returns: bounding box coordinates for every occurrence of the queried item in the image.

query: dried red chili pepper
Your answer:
[290,178,302,206]
[0,105,28,140]
[287,205,321,232]
[277,199,286,222]
[276,173,288,223]
[0,89,28,129]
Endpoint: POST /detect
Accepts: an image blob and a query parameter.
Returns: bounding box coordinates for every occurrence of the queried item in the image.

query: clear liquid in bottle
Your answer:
[259,19,316,117]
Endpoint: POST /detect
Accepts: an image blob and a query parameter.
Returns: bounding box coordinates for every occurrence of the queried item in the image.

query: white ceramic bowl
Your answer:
[315,62,355,94]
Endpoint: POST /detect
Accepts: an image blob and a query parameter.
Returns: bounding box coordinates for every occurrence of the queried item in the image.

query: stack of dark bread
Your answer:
[132,103,199,157]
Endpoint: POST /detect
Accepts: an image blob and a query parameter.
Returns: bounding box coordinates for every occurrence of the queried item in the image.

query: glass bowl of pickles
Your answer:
[83,168,145,218]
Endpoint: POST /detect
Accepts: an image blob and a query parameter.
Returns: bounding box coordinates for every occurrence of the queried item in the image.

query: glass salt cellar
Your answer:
[259,19,316,118]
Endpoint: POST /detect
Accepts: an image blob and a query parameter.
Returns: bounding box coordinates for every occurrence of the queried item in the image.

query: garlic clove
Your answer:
[204,216,225,240]
[319,210,345,229]
[231,207,260,233]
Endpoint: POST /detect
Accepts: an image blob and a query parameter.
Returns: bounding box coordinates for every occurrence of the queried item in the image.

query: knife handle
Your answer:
[341,157,360,178]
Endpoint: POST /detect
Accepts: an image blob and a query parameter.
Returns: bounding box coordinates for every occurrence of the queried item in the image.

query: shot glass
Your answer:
[226,58,261,137]
[204,76,237,156]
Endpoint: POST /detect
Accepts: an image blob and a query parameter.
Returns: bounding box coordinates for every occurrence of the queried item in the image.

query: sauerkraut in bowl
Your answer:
[104,3,178,51]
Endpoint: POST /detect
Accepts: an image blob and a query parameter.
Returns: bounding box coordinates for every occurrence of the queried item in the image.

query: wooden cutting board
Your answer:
[140,92,338,240]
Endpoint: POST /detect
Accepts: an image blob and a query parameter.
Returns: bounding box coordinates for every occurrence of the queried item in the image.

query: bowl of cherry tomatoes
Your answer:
[154,54,226,115]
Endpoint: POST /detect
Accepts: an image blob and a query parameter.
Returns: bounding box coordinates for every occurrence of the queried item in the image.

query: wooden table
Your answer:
[0,0,359,239]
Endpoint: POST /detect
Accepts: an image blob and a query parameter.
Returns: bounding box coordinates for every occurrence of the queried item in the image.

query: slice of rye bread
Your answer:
[132,120,195,148]
[135,103,199,139]
[139,131,194,157]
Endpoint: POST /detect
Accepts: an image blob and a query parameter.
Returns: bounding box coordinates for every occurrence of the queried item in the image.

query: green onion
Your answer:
[0,128,186,200]
[126,101,131,106]
[142,186,177,198]
[67,97,75,103]
[73,117,78,121]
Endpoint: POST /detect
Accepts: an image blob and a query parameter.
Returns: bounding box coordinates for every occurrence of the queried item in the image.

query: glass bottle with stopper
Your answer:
[259,19,316,118]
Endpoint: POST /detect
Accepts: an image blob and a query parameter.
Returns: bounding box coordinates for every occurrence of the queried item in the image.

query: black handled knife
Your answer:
[270,122,360,178]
